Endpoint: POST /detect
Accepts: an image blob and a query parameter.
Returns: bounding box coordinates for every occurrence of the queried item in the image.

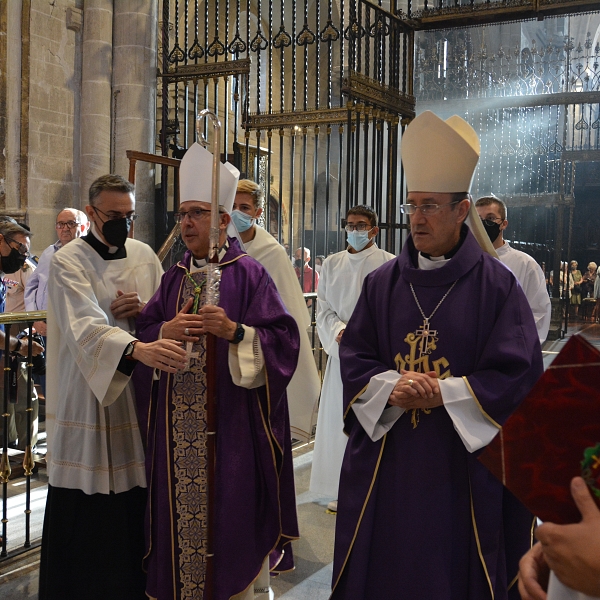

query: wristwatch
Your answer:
[230,323,245,345]
[124,340,139,360]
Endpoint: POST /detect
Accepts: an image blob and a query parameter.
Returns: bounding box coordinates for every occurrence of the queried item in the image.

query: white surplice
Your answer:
[244,225,320,442]
[350,252,500,454]
[496,241,551,343]
[309,244,395,498]
[46,237,164,495]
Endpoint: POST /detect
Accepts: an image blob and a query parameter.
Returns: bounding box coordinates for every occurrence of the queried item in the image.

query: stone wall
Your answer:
[1,1,158,256]
[28,0,83,255]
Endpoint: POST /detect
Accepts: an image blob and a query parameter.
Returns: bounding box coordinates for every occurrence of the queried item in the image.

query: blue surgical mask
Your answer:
[231,210,255,233]
[347,229,372,252]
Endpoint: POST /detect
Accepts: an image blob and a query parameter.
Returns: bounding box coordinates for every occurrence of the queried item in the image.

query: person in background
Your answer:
[4,222,37,314]
[294,246,319,293]
[592,265,600,323]
[569,260,583,318]
[580,261,597,299]
[25,208,89,336]
[0,219,44,451]
[475,195,551,343]
[315,255,325,274]
[231,178,320,443]
[309,205,394,513]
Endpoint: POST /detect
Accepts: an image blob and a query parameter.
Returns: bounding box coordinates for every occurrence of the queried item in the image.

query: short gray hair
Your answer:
[88,174,135,206]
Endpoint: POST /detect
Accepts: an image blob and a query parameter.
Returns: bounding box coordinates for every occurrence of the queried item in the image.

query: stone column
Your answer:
[4,0,23,215]
[80,0,113,202]
[112,0,158,246]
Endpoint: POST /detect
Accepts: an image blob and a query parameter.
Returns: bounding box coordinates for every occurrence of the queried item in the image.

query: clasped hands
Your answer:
[161,298,238,343]
[110,289,145,320]
[388,369,443,410]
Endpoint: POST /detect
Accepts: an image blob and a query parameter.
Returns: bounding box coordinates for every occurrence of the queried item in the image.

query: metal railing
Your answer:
[0,310,46,560]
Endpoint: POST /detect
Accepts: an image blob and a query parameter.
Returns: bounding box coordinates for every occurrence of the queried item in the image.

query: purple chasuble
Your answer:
[332,227,543,600]
[134,238,300,600]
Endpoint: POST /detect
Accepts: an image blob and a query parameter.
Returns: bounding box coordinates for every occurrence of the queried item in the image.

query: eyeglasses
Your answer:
[93,206,137,222]
[4,237,30,257]
[344,223,373,232]
[174,208,212,223]
[56,221,80,229]
[399,201,461,215]
[480,217,503,225]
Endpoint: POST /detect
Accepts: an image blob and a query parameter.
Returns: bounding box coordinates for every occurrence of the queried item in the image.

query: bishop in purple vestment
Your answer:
[133,142,300,600]
[331,112,544,599]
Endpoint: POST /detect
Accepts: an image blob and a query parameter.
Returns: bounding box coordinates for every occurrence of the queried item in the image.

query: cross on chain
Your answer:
[415,318,438,357]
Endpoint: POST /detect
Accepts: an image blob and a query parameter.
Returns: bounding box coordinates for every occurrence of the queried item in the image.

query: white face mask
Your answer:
[347,229,373,252]
[315,264,321,273]
[231,210,256,233]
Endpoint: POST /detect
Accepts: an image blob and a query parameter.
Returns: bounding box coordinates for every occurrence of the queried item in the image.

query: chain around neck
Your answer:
[410,279,459,322]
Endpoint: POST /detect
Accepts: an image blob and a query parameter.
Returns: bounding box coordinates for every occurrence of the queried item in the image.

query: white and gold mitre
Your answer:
[401,111,480,193]
[179,142,240,213]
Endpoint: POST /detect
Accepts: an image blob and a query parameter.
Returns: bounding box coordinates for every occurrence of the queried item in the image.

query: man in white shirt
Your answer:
[39,174,187,600]
[309,205,394,512]
[476,195,551,343]
[232,178,321,442]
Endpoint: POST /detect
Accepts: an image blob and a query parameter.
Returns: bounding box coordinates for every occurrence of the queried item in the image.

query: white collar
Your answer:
[417,252,450,270]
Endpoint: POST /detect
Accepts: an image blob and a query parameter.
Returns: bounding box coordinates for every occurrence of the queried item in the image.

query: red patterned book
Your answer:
[478,334,600,524]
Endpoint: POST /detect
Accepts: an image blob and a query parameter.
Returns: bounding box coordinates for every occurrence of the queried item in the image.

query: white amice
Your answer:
[310,243,394,498]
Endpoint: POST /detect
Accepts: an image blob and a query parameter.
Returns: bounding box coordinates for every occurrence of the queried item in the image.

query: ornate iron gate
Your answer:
[157,0,415,260]
[413,13,600,302]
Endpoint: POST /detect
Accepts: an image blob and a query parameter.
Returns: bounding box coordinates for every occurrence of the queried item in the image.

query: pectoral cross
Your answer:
[415,318,438,357]
[184,341,199,371]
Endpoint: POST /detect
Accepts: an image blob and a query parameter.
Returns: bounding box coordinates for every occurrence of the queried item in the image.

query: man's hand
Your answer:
[388,369,443,410]
[335,329,345,344]
[518,542,549,600]
[197,305,237,340]
[131,339,187,373]
[110,290,145,320]
[33,321,47,337]
[161,298,203,342]
[17,338,44,357]
[535,477,600,596]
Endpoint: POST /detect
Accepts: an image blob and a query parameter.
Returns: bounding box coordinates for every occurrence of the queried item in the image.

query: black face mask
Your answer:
[101,218,130,248]
[482,219,501,244]
[1,248,26,274]
[294,259,304,269]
